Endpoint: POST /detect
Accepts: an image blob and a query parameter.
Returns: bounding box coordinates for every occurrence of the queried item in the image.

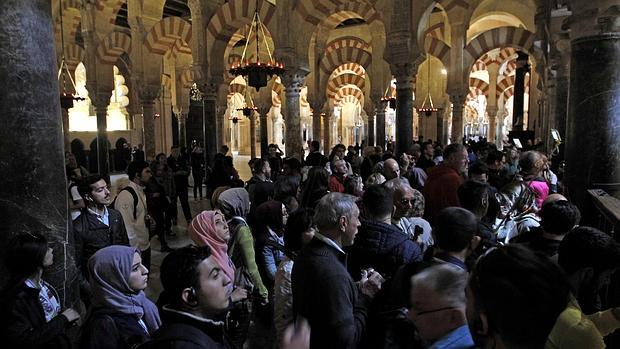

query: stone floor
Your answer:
[143,154,252,301]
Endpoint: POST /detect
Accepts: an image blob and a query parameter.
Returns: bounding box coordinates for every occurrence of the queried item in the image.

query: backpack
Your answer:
[112,186,139,220]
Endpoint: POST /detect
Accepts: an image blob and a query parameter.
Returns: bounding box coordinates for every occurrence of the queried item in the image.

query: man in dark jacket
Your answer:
[73,175,129,301]
[292,193,384,349]
[348,185,422,280]
[142,245,232,349]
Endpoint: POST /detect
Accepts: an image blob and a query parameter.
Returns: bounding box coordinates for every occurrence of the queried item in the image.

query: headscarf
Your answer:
[218,188,250,219]
[211,185,231,208]
[188,210,235,282]
[88,246,161,332]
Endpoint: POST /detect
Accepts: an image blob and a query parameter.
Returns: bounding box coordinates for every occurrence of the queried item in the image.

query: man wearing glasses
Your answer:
[409,264,474,349]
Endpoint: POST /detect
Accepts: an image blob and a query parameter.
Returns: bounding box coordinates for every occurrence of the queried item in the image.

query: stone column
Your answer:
[0,0,78,305]
[281,69,309,160]
[375,104,386,149]
[436,108,445,144]
[310,100,324,142]
[139,85,160,161]
[392,63,415,155]
[450,93,465,144]
[564,0,620,212]
[486,62,500,142]
[218,102,228,150]
[249,111,257,159]
[512,52,530,130]
[175,111,187,148]
[258,106,270,158]
[200,79,220,165]
[92,93,110,174]
[367,110,376,146]
[323,112,332,153]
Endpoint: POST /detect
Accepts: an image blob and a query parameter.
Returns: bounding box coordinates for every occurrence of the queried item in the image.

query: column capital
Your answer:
[257,105,271,116]
[281,68,310,96]
[309,99,325,115]
[565,2,620,39]
[138,84,160,103]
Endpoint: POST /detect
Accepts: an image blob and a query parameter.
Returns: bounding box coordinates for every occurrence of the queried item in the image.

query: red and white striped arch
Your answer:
[297,0,382,27]
[331,63,366,79]
[144,17,192,55]
[64,43,84,71]
[321,46,372,75]
[334,86,364,107]
[96,31,131,64]
[465,27,535,62]
[207,0,275,44]
[327,73,366,99]
[424,36,450,67]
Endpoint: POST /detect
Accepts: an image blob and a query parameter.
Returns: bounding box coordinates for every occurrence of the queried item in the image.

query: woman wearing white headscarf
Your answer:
[80,245,161,349]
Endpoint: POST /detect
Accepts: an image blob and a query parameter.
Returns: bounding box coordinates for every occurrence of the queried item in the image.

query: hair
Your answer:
[486,150,504,165]
[362,184,393,220]
[519,151,544,176]
[330,158,346,172]
[313,193,358,232]
[160,245,212,308]
[268,143,278,150]
[433,207,478,252]
[274,176,299,201]
[410,264,468,306]
[284,208,314,255]
[470,244,571,348]
[365,172,386,186]
[343,175,362,196]
[558,226,620,275]
[458,180,490,213]
[299,167,329,209]
[78,174,108,198]
[253,158,268,174]
[499,181,537,214]
[283,157,301,172]
[443,143,465,160]
[469,161,489,176]
[310,140,320,151]
[155,152,167,161]
[127,160,150,180]
[3,232,49,294]
[539,200,581,236]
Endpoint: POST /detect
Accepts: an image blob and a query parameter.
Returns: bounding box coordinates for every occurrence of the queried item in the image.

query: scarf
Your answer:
[188,210,236,282]
[218,188,251,219]
[88,246,161,333]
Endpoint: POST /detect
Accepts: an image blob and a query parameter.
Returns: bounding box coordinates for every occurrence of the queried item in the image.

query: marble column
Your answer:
[564,0,620,212]
[513,52,530,129]
[281,70,309,160]
[175,112,187,149]
[323,113,332,153]
[0,0,78,305]
[393,63,415,155]
[201,80,220,165]
[310,100,323,142]
[486,62,500,142]
[450,94,465,144]
[92,94,110,174]
[218,103,228,151]
[436,108,445,144]
[258,106,269,158]
[249,112,257,159]
[375,104,386,149]
[139,85,160,161]
[367,112,376,146]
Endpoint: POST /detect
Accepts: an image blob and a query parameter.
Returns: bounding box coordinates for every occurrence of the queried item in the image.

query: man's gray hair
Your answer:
[314,192,358,231]
[411,264,467,306]
[384,178,412,192]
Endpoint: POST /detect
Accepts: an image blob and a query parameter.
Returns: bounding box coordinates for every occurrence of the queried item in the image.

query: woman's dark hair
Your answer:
[300,167,329,209]
[470,244,571,348]
[2,232,49,295]
[160,245,212,308]
[252,158,268,174]
[274,176,299,201]
[253,201,285,242]
[284,208,314,257]
[558,226,620,275]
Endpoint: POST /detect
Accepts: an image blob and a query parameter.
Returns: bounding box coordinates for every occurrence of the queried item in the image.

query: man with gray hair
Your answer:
[292,192,384,348]
[408,264,474,349]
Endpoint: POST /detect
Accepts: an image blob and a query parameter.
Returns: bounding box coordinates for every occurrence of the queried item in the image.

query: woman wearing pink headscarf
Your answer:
[188,210,248,303]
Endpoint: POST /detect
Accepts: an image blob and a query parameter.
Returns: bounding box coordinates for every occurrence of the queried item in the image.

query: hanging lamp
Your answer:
[417,26,442,117]
[381,83,396,109]
[229,0,284,90]
[57,0,84,110]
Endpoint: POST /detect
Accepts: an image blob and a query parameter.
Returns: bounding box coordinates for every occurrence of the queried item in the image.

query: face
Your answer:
[155,164,166,177]
[196,256,233,316]
[43,246,54,267]
[268,146,277,157]
[139,167,152,184]
[213,212,230,242]
[336,147,345,159]
[67,153,77,168]
[262,162,271,178]
[171,148,180,157]
[471,173,488,183]
[157,154,167,164]
[281,204,289,226]
[88,179,112,206]
[450,149,469,174]
[335,161,347,175]
[424,144,434,157]
[409,283,458,342]
[128,252,149,292]
[394,188,414,218]
[341,206,361,247]
[384,160,400,180]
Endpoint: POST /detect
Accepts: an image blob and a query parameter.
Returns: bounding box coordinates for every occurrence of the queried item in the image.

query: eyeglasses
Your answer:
[410,306,458,317]
[399,198,416,206]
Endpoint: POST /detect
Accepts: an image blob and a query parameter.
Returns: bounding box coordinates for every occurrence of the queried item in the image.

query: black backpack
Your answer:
[112,186,139,220]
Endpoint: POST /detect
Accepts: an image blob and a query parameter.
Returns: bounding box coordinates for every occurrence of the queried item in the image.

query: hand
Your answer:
[231,287,248,302]
[281,318,310,349]
[359,268,384,298]
[62,308,80,323]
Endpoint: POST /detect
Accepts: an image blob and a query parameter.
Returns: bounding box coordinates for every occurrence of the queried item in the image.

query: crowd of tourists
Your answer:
[1,137,620,349]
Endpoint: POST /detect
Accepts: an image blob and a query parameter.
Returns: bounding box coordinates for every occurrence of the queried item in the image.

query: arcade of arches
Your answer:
[0,0,619,307]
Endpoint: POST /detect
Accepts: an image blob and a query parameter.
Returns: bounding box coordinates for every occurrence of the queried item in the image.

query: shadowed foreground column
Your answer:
[0,0,78,305]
